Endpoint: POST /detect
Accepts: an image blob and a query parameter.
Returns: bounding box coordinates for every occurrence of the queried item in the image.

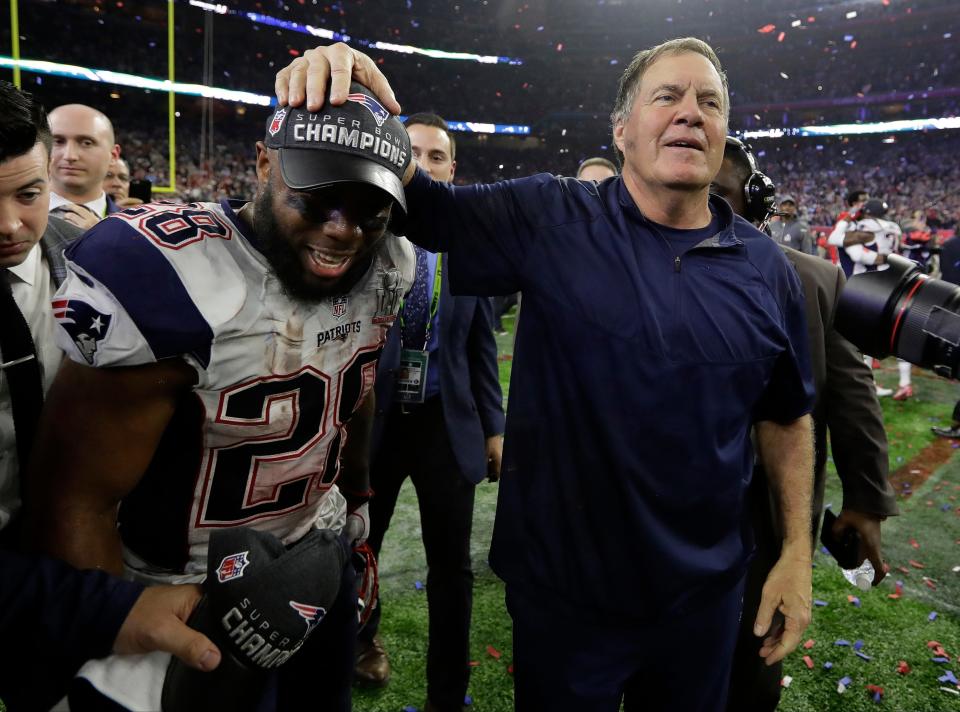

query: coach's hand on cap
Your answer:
[274,44,415,184]
[114,583,221,672]
[275,43,400,116]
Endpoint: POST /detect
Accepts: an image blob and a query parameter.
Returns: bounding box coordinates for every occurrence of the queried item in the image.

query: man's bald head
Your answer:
[49,103,119,202]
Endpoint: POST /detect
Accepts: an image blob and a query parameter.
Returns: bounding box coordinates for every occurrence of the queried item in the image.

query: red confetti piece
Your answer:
[507,664,514,674]
[486,645,502,660]
[910,538,920,549]
[888,592,901,599]
[757,24,776,33]
[866,684,884,698]
[803,655,814,669]
[469,661,480,667]
[928,641,944,649]
[897,660,911,674]
[909,560,926,569]
[777,31,786,42]
[804,639,815,649]
[925,578,938,590]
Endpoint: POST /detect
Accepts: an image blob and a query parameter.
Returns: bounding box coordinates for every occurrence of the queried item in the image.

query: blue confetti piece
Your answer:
[464,695,473,705]
[856,652,872,661]
[930,611,939,621]
[820,546,830,555]
[933,656,950,663]
[839,675,853,687]
[942,504,952,511]
[873,691,882,703]
[854,640,864,651]
[414,580,423,590]
[814,599,829,607]
[403,707,418,712]
[823,661,834,670]
[939,670,959,685]
[850,596,862,608]
[952,443,960,449]
[835,639,851,646]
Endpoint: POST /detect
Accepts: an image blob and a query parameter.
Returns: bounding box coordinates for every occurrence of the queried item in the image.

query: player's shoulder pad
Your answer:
[62,202,248,367]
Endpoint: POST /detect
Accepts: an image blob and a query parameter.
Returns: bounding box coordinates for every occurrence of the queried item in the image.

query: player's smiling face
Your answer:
[250,147,393,301]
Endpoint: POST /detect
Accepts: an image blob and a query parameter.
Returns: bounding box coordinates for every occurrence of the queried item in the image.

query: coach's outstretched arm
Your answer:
[753,415,814,666]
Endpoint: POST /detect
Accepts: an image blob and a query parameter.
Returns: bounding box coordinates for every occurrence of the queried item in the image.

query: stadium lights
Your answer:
[0,56,531,136]
[740,116,960,139]
[187,0,522,65]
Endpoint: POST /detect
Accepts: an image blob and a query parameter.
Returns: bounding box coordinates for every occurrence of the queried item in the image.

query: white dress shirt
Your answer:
[0,244,63,531]
[49,190,108,219]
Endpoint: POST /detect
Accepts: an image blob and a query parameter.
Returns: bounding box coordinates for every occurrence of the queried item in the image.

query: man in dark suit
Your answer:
[354,113,505,712]
[712,139,899,711]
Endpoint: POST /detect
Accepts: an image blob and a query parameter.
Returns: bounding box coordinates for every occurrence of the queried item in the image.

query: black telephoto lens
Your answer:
[836,255,960,379]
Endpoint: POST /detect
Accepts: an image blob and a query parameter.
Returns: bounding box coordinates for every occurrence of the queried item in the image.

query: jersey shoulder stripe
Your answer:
[64,204,217,367]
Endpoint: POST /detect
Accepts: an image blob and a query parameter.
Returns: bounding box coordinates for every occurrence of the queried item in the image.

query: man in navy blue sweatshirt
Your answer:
[276,37,817,711]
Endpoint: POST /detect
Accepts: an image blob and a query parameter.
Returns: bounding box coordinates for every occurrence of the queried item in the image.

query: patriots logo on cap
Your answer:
[289,601,327,634]
[269,107,287,136]
[52,299,112,365]
[216,551,250,583]
[346,93,389,127]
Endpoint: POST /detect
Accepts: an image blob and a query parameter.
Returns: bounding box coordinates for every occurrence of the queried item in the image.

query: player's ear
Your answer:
[255,141,272,184]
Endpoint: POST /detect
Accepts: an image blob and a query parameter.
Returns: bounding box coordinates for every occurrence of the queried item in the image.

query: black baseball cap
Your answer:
[161,527,349,712]
[264,82,410,215]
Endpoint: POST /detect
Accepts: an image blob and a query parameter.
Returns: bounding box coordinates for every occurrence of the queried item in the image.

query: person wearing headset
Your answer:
[711,137,898,712]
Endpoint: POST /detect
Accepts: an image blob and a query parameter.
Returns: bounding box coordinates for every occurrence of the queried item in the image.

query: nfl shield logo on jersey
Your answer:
[217,551,250,583]
[268,107,287,136]
[330,295,348,321]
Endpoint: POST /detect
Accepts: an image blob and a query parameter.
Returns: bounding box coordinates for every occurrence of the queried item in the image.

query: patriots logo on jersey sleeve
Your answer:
[346,93,389,127]
[52,298,113,365]
[289,600,327,633]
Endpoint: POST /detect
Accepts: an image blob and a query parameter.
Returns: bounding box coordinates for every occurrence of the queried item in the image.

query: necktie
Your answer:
[0,269,44,472]
[401,247,430,348]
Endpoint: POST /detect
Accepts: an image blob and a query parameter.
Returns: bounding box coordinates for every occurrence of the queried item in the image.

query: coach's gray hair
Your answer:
[610,38,729,163]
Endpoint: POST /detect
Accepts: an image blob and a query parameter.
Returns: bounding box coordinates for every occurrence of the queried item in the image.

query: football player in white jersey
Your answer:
[845,198,914,398]
[24,82,415,711]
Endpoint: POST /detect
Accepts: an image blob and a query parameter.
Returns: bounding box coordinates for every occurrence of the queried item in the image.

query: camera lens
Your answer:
[836,255,960,379]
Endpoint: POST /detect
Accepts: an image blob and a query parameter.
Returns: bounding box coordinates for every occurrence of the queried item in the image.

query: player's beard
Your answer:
[251,181,380,303]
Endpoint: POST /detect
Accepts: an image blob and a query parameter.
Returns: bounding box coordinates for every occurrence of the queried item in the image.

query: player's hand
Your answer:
[275,43,400,115]
[344,501,371,547]
[114,584,221,672]
[486,434,504,482]
[754,548,812,666]
[52,204,100,230]
[833,509,887,586]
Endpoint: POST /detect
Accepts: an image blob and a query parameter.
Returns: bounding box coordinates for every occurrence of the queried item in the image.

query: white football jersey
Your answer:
[54,199,415,580]
[847,216,902,275]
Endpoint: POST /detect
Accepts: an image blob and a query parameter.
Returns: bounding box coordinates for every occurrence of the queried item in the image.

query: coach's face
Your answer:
[249,143,393,301]
[614,51,727,195]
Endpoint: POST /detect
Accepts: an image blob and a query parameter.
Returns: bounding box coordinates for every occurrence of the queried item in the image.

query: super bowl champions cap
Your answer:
[161,527,349,712]
[264,82,410,215]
